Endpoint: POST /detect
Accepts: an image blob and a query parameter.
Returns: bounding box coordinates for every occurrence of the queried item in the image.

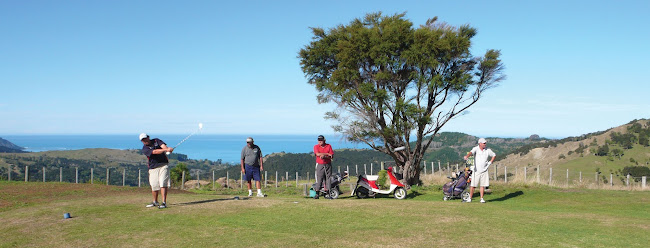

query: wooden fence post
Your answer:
[240,171,243,189]
[181,170,185,190]
[8,165,11,181]
[610,173,613,187]
[431,162,435,176]
[642,176,646,188]
[197,170,200,188]
[536,165,540,183]
[423,161,426,175]
[579,171,582,183]
[122,168,126,186]
[595,172,598,187]
[524,167,527,182]
[626,174,630,187]
[371,163,373,175]
[25,166,28,182]
[285,172,288,187]
[549,167,553,185]
[138,169,141,187]
[43,167,45,182]
[91,168,93,184]
[364,164,367,174]
[493,164,497,181]
[566,169,569,186]
[265,171,268,188]
[213,170,216,190]
[296,172,298,187]
[227,171,229,189]
[275,171,278,188]
[60,167,63,182]
[355,164,358,175]
[106,168,110,185]
[504,166,508,183]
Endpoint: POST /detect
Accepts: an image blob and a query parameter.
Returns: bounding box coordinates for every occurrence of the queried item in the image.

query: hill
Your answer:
[0,137,26,153]
[496,119,650,181]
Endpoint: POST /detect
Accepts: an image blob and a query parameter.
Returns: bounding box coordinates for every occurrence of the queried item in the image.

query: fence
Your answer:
[418,161,648,190]
[2,162,648,190]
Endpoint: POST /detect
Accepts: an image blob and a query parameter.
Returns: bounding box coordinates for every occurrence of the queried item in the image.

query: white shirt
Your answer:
[470,145,496,173]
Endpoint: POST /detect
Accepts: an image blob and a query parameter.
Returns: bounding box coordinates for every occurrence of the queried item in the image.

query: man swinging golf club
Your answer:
[140,133,173,209]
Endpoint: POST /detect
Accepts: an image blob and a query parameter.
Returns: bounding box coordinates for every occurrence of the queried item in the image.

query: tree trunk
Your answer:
[402,159,421,186]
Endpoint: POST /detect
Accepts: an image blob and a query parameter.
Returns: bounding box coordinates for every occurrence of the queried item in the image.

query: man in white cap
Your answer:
[463,138,496,203]
[139,133,174,209]
[241,137,264,197]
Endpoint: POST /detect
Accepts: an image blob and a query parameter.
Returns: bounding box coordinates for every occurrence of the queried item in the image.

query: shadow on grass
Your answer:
[173,197,251,206]
[489,191,523,202]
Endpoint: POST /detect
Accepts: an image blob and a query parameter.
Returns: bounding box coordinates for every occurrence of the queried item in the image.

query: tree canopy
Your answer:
[299,13,505,184]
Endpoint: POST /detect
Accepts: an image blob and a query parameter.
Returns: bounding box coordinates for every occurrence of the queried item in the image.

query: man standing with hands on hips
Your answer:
[140,133,173,209]
[313,135,334,199]
[241,137,265,197]
[463,138,496,203]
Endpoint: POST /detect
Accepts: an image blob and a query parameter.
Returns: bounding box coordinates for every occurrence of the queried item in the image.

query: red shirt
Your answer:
[314,143,334,164]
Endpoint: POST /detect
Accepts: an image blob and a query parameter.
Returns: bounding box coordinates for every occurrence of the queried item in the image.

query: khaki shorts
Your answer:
[471,171,489,187]
[149,164,170,191]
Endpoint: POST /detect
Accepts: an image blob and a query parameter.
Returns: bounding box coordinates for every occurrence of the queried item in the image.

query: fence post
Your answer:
[355,164,358,175]
[642,176,646,188]
[75,167,78,183]
[423,161,426,175]
[25,166,28,182]
[213,170,216,190]
[347,166,349,175]
[106,168,110,185]
[285,172,288,187]
[447,162,450,172]
[579,171,582,183]
[456,164,459,173]
[364,164,367,174]
[431,162,435,176]
[122,168,126,186]
[138,169,141,187]
[275,171,278,188]
[227,171,230,189]
[493,164,497,181]
[296,172,299,187]
[626,174,630,187]
[371,163,373,175]
[8,165,11,181]
[60,167,63,182]
[504,166,508,183]
[240,171,243,189]
[381,162,384,171]
[610,173,613,187]
[265,171,268,188]
[91,168,94,184]
[566,169,569,187]
[181,171,185,190]
[536,165,540,183]
[438,161,441,174]
[197,170,200,188]
[549,167,553,185]
[524,167,527,182]
[43,167,45,182]
[338,166,341,174]
[595,172,598,187]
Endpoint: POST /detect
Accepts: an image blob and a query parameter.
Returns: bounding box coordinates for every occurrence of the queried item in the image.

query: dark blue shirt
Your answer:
[142,138,169,169]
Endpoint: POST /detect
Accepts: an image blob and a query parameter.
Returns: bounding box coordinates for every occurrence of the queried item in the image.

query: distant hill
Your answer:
[496,119,650,180]
[0,137,26,153]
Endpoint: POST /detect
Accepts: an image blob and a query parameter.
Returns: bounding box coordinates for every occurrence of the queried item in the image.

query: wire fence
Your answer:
[2,162,648,191]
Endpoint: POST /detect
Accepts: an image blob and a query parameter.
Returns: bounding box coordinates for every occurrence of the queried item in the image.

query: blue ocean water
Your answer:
[2,134,370,163]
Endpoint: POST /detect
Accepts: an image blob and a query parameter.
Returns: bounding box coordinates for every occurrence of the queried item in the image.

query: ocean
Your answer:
[2,134,370,163]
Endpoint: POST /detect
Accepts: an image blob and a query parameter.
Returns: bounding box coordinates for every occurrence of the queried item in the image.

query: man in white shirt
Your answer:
[463,138,496,203]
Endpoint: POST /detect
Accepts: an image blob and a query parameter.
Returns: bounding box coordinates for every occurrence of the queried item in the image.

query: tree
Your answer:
[299,13,505,185]
[170,162,191,186]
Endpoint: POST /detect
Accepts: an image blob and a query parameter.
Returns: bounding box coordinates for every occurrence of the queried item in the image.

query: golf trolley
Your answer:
[310,171,348,199]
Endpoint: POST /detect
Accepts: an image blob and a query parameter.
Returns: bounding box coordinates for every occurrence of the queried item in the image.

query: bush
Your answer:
[377,170,388,189]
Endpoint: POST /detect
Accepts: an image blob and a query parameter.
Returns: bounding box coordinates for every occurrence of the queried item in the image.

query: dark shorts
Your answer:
[245,164,261,181]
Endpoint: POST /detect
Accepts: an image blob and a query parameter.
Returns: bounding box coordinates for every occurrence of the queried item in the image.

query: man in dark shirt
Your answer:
[140,133,173,209]
[241,137,264,197]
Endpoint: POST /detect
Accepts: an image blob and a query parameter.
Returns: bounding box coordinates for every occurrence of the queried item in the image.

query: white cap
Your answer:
[139,133,149,140]
[478,138,487,144]
[246,137,254,143]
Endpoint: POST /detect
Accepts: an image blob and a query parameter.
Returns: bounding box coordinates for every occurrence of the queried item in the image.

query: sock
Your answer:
[257,189,262,194]
[248,189,252,194]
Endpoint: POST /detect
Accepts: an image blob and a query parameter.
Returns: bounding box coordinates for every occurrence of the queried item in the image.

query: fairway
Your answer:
[0,182,648,248]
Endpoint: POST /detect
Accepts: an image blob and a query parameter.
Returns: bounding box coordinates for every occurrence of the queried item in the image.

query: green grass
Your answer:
[0,181,649,247]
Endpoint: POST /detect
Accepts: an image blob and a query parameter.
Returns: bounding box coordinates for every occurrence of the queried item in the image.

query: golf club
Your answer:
[166,123,203,155]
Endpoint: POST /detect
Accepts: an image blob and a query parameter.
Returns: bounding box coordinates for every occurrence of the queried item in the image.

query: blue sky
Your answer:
[1,0,648,138]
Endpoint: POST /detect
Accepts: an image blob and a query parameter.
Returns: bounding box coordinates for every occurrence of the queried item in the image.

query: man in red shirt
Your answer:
[313,135,334,199]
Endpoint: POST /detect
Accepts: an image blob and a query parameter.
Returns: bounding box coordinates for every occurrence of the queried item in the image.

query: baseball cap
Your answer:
[478,138,487,144]
[246,137,254,143]
[139,133,149,140]
[317,135,325,141]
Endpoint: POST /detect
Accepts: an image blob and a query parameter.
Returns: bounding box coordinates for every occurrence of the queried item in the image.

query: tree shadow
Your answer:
[488,191,523,202]
[173,197,250,206]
